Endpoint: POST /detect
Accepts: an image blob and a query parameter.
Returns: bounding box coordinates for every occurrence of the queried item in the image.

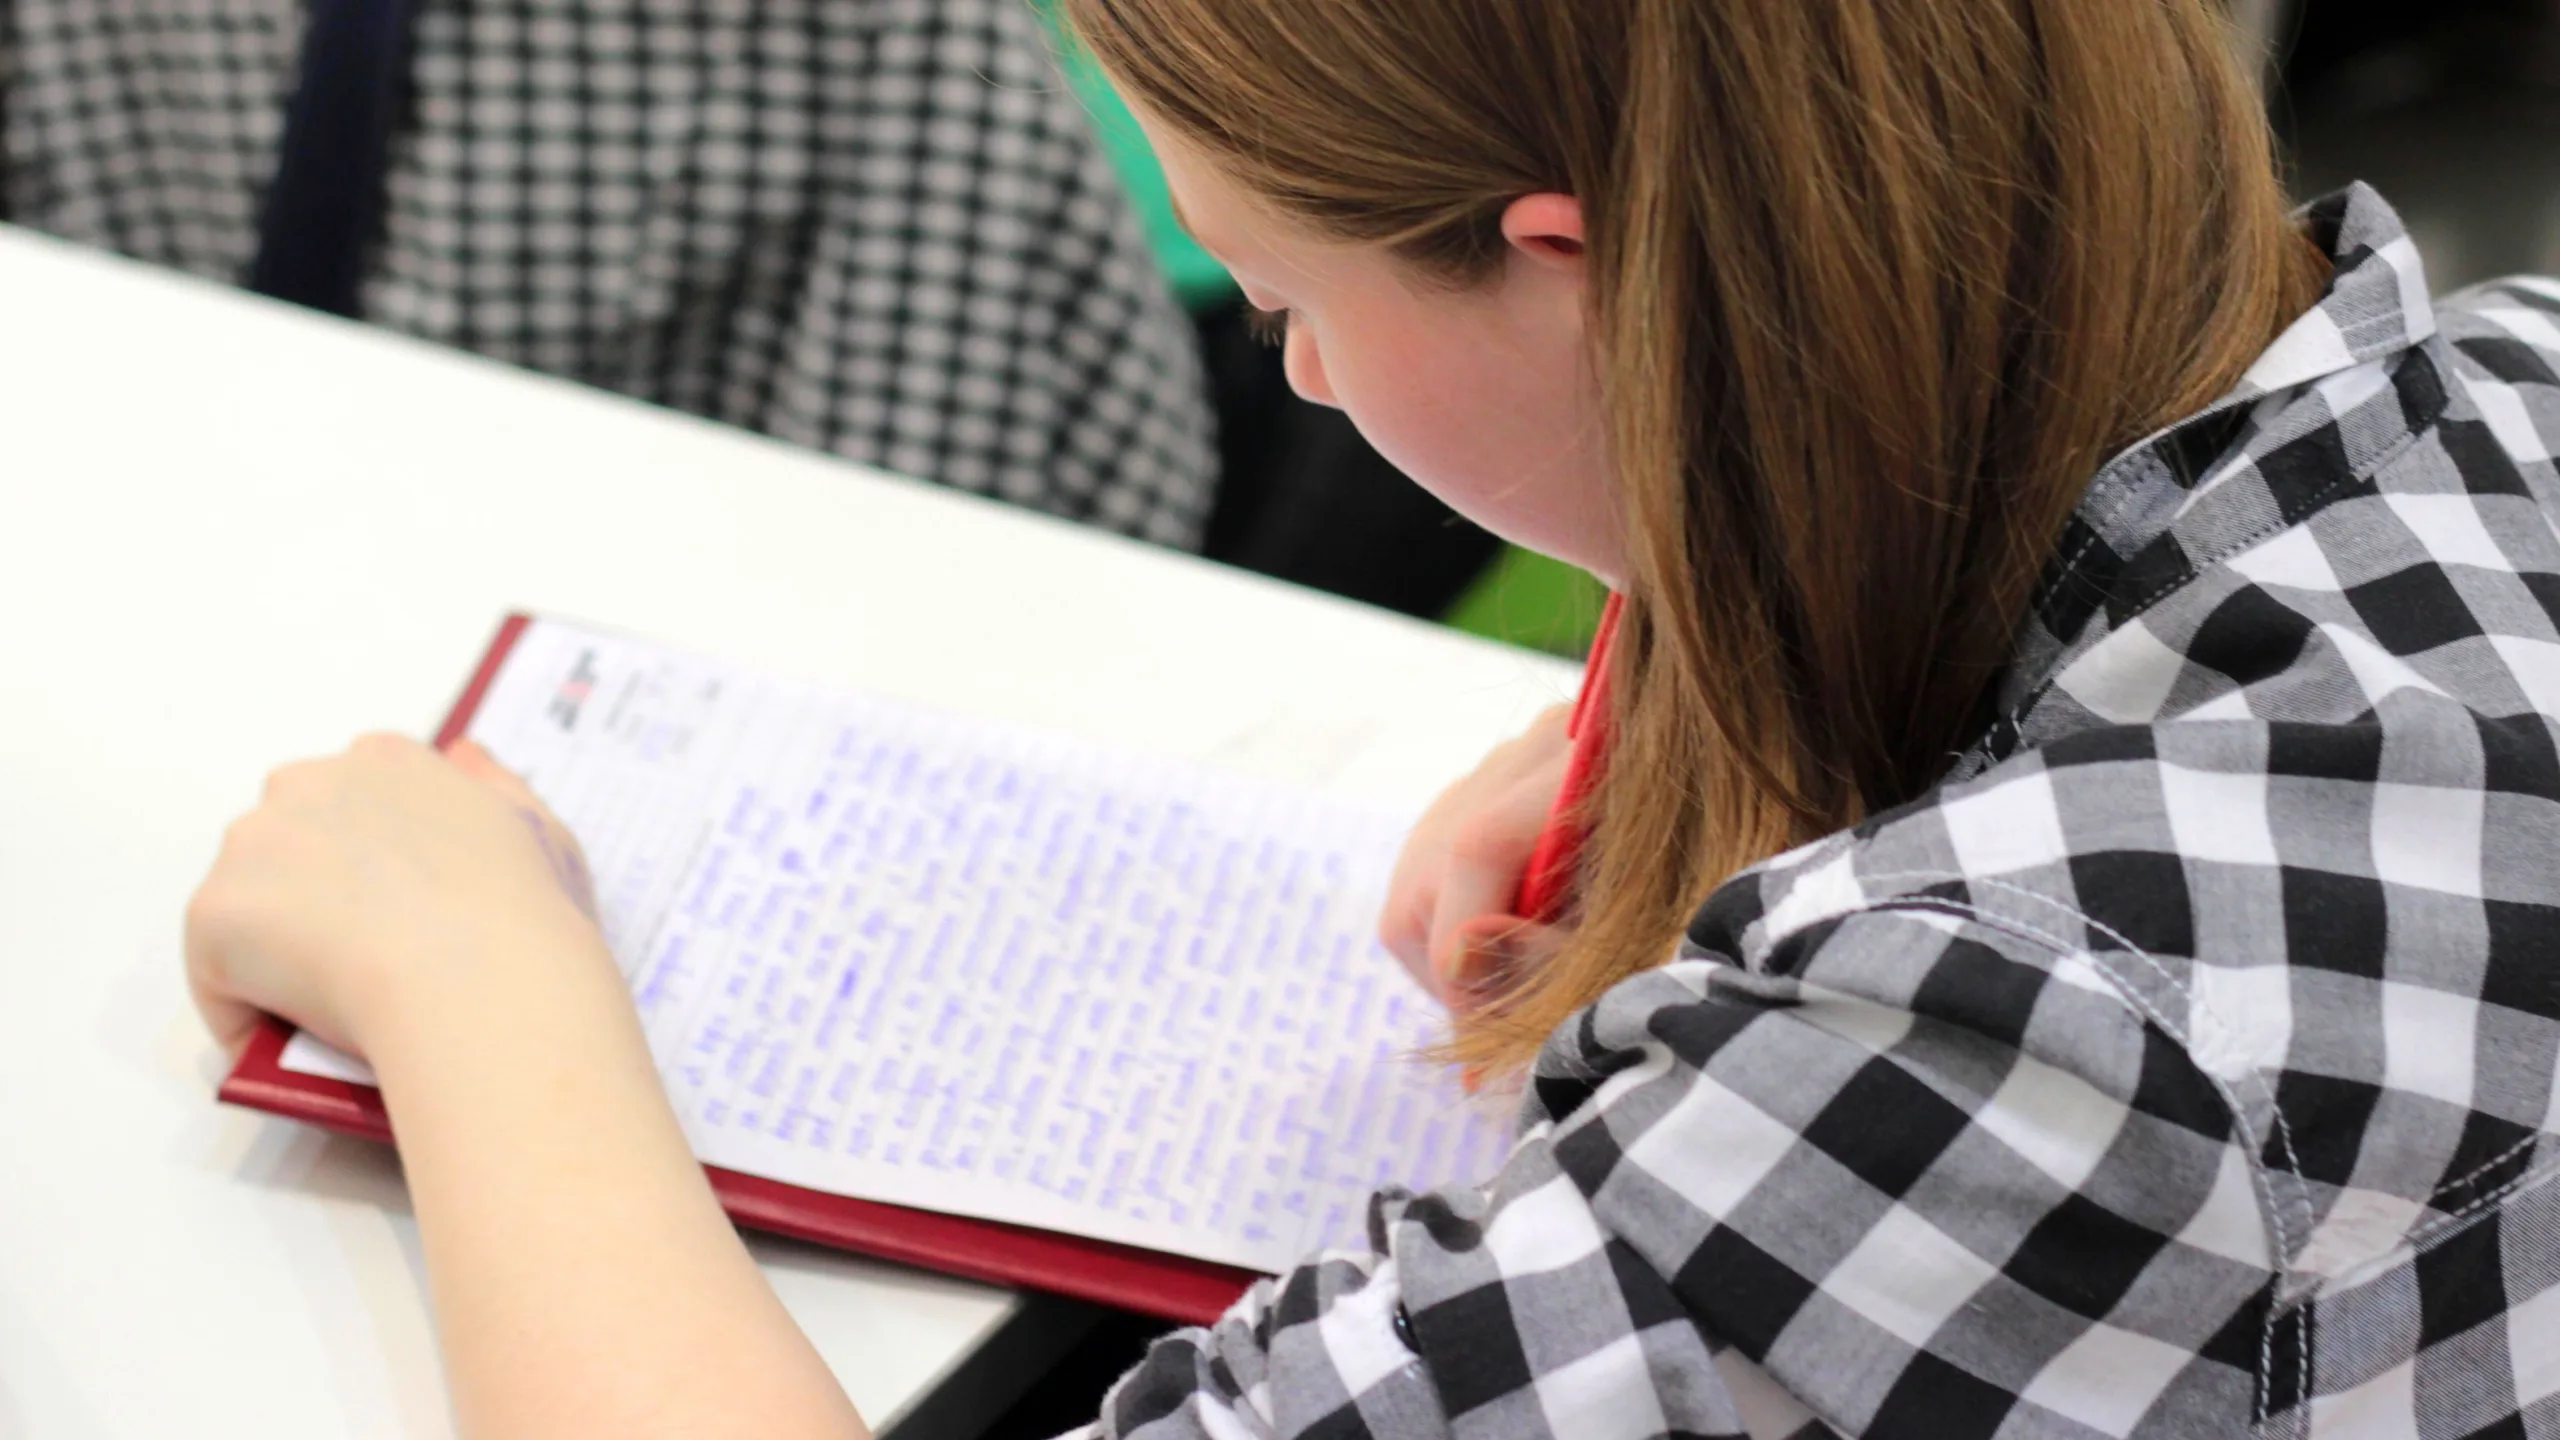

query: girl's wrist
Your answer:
[352,904,627,1090]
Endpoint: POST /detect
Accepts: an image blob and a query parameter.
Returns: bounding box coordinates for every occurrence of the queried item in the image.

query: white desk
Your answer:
[0,224,1578,1438]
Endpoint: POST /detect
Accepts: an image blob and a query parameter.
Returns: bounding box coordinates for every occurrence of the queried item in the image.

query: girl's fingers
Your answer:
[447,740,600,920]
[1422,759,1570,984]
[1379,845,1433,969]
[446,738,538,805]
[1447,915,1566,1012]
[1425,839,1532,1000]
[184,881,271,1061]
[1383,783,1488,972]
[187,959,262,1061]
[1381,825,1452,974]
[449,741,580,847]
[1383,703,1577,975]
[1382,893,1434,985]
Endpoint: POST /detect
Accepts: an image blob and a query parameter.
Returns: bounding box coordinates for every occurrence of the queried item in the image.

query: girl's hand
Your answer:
[1381,704,1573,1008]
[185,734,606,1062]
[192,741,872,1439]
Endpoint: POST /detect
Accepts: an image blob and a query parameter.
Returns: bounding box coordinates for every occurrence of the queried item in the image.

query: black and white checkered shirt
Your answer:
[1080,187,2560,1438]
[0,0,1215,545]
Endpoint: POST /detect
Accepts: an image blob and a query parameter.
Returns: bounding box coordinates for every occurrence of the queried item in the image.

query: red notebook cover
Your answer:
[217,613,1262,1327]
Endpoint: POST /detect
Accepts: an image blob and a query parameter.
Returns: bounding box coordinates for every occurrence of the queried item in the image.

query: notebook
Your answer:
[220,614,1514,1324]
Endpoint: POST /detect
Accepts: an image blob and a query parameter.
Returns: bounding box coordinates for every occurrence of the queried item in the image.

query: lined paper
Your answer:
[283,618,1512,1271]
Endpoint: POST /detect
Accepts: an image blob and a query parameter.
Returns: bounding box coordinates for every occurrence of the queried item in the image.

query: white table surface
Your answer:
[0,223,1580,1438]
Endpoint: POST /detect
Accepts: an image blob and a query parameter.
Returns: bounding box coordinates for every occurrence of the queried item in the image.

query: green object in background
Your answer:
[1038,3,1239,312]
[1442,547,1610,658]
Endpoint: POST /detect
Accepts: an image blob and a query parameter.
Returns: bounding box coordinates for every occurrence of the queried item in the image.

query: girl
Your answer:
[186,0,2560,1435]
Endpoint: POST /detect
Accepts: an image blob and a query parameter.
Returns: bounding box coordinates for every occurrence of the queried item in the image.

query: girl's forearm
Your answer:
[363,927,870,1440]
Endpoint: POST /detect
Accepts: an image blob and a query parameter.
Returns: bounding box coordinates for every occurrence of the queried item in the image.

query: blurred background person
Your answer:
[0,0,1218,546]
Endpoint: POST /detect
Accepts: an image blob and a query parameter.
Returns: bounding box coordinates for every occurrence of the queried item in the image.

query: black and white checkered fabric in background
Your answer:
[0,0,1216,546]
[1060,187,2560,1439]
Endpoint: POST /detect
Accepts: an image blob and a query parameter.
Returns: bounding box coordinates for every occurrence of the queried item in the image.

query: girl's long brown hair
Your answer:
[1068,0,2329,1076]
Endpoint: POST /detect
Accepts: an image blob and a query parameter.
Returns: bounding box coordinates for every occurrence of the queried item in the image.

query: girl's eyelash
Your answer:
[1245,305,1291,347]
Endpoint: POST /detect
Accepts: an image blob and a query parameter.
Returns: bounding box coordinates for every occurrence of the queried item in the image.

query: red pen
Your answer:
[1513,590,1622,924]
[1461,593,1621,1095]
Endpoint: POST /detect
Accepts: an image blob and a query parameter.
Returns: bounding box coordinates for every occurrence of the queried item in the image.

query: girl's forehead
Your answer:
[1150,132,1351,285]
[1135,111,1242,241]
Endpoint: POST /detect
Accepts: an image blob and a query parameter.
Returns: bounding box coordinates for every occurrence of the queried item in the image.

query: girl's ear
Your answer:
[1500,193,1587,271]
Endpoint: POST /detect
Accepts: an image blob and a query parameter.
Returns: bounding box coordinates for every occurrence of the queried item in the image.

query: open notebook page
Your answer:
[282,617,1515,1273]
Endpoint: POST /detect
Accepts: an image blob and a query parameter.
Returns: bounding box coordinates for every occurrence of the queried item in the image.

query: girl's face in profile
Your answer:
[1137,110,1628,588]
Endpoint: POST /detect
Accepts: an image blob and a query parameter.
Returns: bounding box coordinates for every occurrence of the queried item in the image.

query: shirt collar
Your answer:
[2231,182,2438,398]
[1962,185,2446,775]
[2069,183,2439,531]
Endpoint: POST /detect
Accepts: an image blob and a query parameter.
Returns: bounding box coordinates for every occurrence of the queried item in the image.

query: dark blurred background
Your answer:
[2273,0,2560,290]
